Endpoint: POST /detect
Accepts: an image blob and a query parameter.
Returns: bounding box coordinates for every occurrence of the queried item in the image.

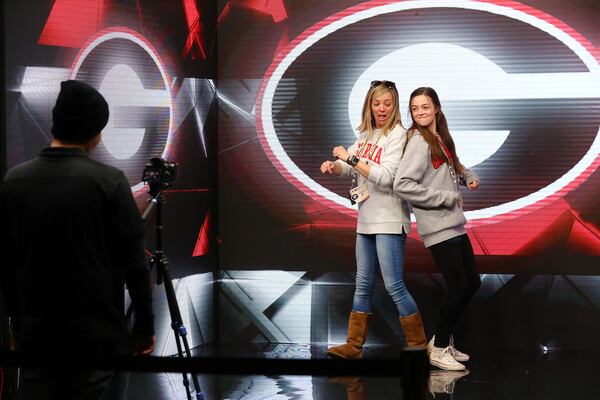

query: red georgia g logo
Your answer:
[256,0,600,224]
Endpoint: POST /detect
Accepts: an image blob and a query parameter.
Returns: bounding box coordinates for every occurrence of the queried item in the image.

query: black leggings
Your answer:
[429,234,480,348]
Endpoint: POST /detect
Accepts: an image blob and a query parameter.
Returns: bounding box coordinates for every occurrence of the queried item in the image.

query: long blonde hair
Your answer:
[357,80,402,139]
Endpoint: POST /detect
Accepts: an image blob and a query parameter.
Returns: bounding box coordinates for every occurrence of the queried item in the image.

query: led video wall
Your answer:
[3,0,600,353]
[218,0,600,271]
[216,1,600,350]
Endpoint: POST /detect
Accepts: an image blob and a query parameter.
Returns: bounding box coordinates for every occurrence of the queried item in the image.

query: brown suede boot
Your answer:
[399,311,427,348]
[327,311,371,359]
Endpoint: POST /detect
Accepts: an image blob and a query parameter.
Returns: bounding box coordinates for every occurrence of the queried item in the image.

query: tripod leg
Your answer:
[161,260,204,399]
[151,195,204,400]
[175,323,204,399]
[172,326,193,400]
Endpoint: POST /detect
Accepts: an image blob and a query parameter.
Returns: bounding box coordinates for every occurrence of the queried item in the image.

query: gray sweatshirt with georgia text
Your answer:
[336,124,411,235]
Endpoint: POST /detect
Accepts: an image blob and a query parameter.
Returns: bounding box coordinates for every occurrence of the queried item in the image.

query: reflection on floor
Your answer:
[127,343,600,399]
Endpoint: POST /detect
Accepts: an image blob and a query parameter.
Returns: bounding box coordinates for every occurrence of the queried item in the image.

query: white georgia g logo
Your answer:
[71,28,174,191]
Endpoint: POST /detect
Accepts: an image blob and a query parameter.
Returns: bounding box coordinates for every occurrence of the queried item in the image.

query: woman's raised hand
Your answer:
[332,146,349,162]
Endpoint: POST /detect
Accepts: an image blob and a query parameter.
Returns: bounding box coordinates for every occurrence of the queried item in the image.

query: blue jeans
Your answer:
[352,233,418,316]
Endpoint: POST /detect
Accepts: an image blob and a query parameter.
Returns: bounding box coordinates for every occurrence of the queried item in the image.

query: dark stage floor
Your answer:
[126,343,600,399]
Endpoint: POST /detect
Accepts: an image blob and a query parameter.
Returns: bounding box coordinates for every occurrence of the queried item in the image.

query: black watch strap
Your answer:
[346,155,360,167]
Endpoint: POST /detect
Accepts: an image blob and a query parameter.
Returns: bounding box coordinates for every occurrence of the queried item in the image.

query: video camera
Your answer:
[141,157,177,191]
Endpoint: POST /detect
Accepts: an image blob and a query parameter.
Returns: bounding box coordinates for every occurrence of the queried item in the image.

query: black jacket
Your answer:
[0,147,154,355]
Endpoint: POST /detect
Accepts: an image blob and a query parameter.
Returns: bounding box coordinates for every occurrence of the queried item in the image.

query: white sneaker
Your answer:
[429,345,466,371]
[449,335,470,362]
[428,335,470,362]
[428,369,470,396]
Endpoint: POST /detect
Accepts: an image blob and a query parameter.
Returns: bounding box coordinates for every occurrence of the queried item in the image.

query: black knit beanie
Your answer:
[51,80,109,143]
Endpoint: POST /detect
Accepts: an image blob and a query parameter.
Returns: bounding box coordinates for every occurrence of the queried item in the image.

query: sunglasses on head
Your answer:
[370,80,396,89]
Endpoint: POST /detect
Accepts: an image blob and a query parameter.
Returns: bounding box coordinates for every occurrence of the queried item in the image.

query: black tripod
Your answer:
[140,178,204,400]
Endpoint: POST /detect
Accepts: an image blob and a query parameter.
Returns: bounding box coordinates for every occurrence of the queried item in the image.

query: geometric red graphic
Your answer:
[274,26,291,57]
[515,208,575,255]
[193,212,211,257]
[224,0,288,23]
[463,198,600,256]
[565,218,600,256]
[466,199,573,255]
[216,3,231,27]
[182,0,206,60]
[38,0,105,48]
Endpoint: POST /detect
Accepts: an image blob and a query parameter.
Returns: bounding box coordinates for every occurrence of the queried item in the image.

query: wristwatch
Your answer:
[346,154,360,167]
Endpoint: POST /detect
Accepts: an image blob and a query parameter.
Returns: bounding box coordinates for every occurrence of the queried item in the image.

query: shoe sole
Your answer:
[326,349,346,359]
[429,358,466,371]
[326,350,363,359]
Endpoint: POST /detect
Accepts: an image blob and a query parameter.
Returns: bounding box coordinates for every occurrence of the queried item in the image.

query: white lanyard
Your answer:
[434,134,459,187]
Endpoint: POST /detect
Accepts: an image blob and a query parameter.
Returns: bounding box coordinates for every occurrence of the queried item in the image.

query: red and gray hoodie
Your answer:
[393,131,479,247]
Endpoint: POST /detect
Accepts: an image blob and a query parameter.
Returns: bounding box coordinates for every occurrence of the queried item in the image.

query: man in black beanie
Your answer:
[0,80,155,399]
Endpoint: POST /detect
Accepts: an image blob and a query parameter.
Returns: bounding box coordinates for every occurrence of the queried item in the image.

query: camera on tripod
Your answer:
[140,157,177,216]
[142,157,177,189]
[137,157,204,398]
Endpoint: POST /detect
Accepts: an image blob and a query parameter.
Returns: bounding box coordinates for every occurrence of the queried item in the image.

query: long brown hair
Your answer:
[357,80,402,139]
[407,87,464,174]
